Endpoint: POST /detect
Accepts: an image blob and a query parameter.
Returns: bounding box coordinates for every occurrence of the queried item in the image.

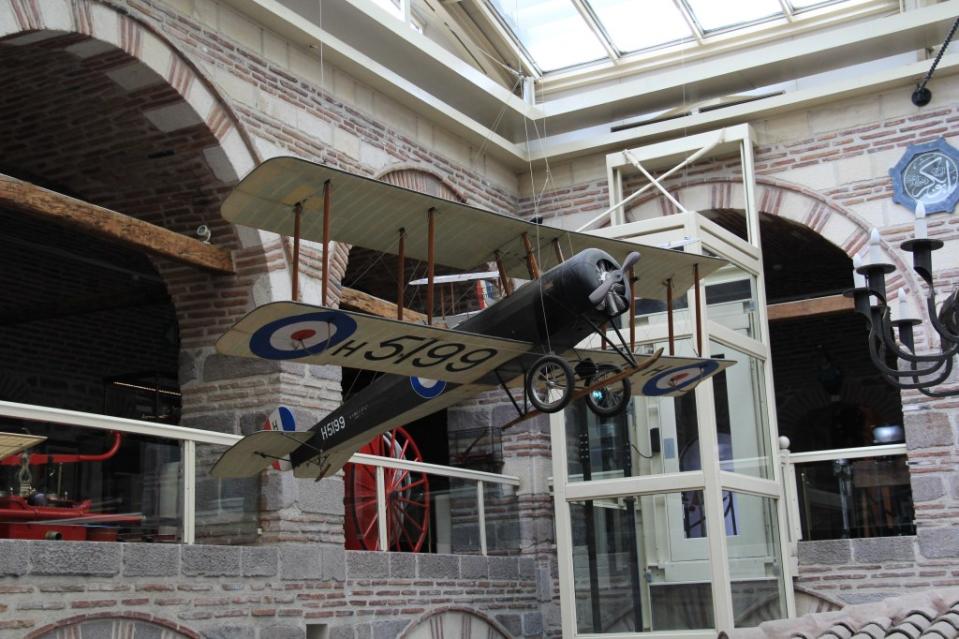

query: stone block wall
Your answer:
[0,540,546,638]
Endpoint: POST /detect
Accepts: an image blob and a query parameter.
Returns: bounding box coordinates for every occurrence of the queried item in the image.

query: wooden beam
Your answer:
[767,294,853,321]
[0,173,234,274]
[340,287,430,324]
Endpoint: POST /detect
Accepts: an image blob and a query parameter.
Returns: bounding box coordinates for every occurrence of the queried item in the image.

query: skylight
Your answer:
[489,0,607,72]
[587,0,694,54]
[484,0,868,74]
[685,0,782,33]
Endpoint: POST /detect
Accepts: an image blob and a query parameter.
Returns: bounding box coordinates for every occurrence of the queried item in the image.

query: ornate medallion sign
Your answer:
[890,138,959,214]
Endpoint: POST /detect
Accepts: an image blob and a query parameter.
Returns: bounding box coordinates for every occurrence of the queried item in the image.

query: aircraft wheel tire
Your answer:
[585,365,632,417]
[525,355,574,413]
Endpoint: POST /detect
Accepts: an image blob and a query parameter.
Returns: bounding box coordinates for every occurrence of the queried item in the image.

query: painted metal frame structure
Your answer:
[550,124,794,636]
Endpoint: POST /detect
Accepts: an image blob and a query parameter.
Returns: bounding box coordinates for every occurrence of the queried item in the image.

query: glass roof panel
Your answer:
[489,0,607,72]
[587,0,693,53]
[371,0,403,19]
[684,0,784,32]
[789,0,845,9]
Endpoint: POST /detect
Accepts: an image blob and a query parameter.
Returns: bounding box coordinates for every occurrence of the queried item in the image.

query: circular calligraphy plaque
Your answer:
[901,150,959,205]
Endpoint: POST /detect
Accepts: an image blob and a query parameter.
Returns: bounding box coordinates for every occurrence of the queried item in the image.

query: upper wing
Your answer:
[216,301,532,384]
[221,157,726,299]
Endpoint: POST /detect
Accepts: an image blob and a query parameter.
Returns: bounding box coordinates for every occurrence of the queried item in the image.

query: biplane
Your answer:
[211,157,733,480]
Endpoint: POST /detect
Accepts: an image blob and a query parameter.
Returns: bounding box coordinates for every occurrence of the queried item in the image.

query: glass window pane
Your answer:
[726,493,786,627]
[685,0,783,32]
[709,341,774,480]
[343,463,479,554]
[794,455,914,540]
[484,481,521,555]
[570,491,714,632]
[565,339,704,482]
[705,260,762,342]
[371,0,403,19]
[587,0,693,53]
[196,443,258,544]
[489,0,607,71]
[0,424,182,543]
[789,0,847,9]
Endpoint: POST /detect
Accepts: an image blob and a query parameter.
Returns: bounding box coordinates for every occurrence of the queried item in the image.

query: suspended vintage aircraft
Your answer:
[211,157,733,480]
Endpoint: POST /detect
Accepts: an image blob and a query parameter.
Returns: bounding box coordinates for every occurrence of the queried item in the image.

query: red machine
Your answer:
[0,431,142,540]
[344,427,430,552]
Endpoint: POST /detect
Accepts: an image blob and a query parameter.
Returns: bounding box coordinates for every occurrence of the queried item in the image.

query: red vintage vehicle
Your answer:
[0,431,142,540]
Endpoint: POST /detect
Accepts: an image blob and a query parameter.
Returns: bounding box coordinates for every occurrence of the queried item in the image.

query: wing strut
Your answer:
[521,232,540,279]
[666,278,674,355]
[494,250,512,296]
[292,202,303,301]
[396,228,406,320]
[552,238,565,265]
[322,179,332,306]
[426,207,436,325]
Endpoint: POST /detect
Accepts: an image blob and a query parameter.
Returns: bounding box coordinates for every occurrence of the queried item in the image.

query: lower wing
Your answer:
[485,347,732,397]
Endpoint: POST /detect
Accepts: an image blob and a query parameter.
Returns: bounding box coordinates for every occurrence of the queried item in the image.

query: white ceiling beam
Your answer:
[529,53,959,162]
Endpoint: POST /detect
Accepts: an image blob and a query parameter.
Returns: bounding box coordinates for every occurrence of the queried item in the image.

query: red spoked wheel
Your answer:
[344,427,430,552]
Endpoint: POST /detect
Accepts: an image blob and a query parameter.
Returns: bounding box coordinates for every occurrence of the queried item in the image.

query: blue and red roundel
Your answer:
[410,376,446,399]
[642,361,719,396]
[249,311,356,360]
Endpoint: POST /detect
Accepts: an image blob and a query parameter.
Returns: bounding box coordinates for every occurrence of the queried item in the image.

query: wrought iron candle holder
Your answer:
[847,203,959,397]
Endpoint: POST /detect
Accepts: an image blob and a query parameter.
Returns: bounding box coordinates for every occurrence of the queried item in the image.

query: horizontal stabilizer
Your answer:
[211,430,314,479]
[217,302,531,384]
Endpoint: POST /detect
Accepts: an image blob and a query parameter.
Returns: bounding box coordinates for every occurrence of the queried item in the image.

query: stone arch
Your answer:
[374,164,469,204]
[398,605,514,639]
[625,176,926,343]
[0,0,258,182]
[25,612,199,639]
[0,0,286,379]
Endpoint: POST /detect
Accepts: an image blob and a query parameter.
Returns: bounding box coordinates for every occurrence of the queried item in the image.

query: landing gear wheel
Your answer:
[525,355,574,413]
[585,365,632,417]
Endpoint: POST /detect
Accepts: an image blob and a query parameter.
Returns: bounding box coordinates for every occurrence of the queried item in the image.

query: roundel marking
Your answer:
[263,406,297,471]
[410,376,446,399]
[642,361,719,396]
[250,311,356,360]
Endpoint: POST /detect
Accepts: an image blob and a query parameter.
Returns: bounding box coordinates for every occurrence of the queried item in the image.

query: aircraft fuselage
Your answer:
[290,247,626,472]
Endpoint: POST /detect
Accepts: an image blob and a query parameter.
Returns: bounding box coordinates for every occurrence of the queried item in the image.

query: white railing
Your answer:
[780,443,910,545]
[0,400,519,552]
